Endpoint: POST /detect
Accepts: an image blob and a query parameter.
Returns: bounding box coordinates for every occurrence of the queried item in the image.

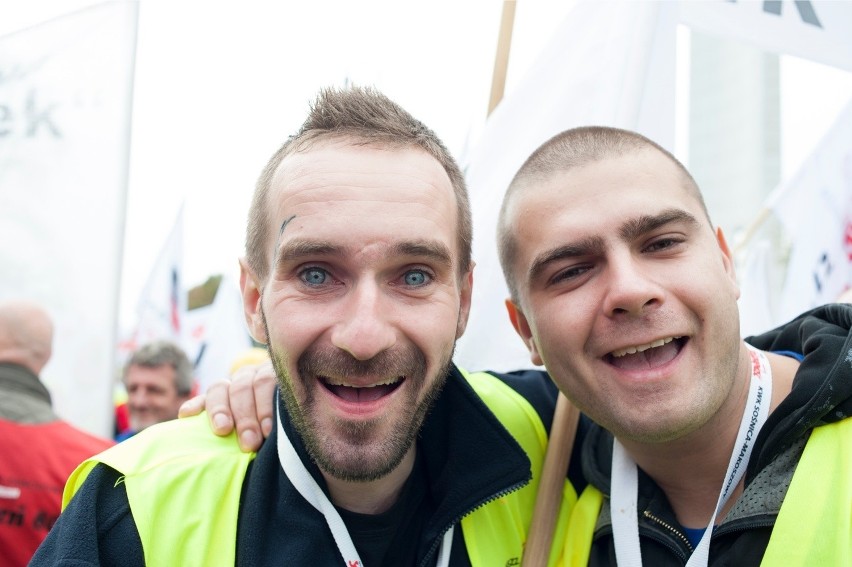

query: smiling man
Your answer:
[31,87,572,567]
[498,126,852,566]
[116,340,193,441]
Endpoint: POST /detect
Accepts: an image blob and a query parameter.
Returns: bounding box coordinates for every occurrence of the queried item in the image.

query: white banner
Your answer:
[455,1,678,372]
[679,0,852,73]
[132,205,186,349]
[0,2,138,436]
[772,99,852,322]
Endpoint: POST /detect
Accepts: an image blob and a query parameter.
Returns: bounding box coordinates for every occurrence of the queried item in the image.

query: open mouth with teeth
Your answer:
[318,376,405,403]
[606,337,686,371]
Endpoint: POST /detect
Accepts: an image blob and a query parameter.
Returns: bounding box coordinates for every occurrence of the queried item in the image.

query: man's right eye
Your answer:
[300,267,328,286]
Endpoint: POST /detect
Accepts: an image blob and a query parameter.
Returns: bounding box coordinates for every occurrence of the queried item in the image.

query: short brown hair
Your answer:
[124,340,193,396]
[497,126,707,302]
[245,86,471,283]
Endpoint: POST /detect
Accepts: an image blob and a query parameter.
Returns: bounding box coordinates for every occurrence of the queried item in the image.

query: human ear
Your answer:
[239,258,268,344]
[505,298,544,366]
[715,227,740,300]
[455,265,475,339]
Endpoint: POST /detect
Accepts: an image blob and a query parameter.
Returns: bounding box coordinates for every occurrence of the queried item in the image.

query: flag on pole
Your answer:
[0,1,138,436]
[455,1,679,372]
[130,204,187,349]
[679,0,852,73]
[768,99,852,322]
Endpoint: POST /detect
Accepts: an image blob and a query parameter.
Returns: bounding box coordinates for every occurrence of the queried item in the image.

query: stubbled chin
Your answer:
[608,339,683,371]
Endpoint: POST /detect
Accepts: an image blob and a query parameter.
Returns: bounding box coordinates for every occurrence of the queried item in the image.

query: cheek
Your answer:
[401,305,459,357]
[532,296,591,349]
[265,302,328,353]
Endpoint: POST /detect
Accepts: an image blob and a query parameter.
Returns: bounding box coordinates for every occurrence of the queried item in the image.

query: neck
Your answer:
[322,446,417,515]
[618,345,798,528]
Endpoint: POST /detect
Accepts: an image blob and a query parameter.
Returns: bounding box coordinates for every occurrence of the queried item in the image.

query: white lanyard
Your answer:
[611,346,772,567]
[276,413,454,567]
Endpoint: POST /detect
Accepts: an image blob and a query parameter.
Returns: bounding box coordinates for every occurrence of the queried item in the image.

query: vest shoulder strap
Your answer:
[762,417,852,566]
[63,414,254,566]
[459,369,577,567]
[559,418,852,567]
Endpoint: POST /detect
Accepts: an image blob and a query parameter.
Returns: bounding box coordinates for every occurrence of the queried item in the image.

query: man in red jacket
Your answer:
[0,300,113,566]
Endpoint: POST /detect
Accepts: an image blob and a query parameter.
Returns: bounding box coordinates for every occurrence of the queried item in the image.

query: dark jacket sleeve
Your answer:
[29,464,144,566]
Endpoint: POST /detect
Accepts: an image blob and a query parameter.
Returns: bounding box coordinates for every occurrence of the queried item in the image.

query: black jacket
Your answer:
[581,304,852,566]
[31,365,571,566]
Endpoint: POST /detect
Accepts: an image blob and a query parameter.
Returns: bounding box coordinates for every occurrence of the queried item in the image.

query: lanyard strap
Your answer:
[276,413,454,567]
[611,346,773,567]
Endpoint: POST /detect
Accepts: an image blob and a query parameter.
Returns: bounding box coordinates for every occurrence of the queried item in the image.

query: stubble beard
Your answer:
[262,307,453,482]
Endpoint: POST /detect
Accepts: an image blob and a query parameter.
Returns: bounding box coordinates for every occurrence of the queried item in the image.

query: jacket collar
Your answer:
[0,362,51,405]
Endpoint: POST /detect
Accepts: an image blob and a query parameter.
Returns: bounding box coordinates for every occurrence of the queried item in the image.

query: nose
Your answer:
[601,252,664,317]
[330,281,397,360]
[128,388,149,409]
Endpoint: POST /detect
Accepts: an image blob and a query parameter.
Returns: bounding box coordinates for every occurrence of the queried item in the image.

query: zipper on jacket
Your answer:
[418,479,529,567]
[643,510,694,553]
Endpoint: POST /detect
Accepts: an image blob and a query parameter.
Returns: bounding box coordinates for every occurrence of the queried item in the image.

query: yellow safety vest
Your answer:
[63,370,577,566]
[560,417,852,566]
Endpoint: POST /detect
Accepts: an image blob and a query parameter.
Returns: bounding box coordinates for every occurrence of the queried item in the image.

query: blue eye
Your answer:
[301,268,328,286]
[403,270,430,286]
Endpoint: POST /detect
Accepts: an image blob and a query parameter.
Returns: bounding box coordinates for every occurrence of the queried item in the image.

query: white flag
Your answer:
[768,98,852,322]
[132,205,186,349]
[679,0,852,73]
[455,1,678,372]
[0,2,138,436]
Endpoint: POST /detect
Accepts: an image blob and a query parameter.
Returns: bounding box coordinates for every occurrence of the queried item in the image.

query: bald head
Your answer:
[0,300,55,375]
[497,126,709,302]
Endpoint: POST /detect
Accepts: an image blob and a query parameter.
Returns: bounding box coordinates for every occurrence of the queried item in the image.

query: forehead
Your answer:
[507,150,707,259]
[267,141,458,255]
[126,364,175,384]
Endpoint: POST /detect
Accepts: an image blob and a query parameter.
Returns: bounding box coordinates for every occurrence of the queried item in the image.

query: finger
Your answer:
[203,378,236,436]
[229,367,263,452]
[178,394,206,418]
[253,360,277,438]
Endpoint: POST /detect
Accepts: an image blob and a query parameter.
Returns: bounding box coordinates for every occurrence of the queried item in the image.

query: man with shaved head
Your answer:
[497,126,852,566]
[0,300,112,566]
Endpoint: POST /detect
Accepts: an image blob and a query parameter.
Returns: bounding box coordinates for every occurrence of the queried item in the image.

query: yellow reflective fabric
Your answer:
[460,370,577,567]
[63,414,254,567]
[552,418,852,567]
[762,417,852,566]
[560,485,603,567]
[62,371,582,567]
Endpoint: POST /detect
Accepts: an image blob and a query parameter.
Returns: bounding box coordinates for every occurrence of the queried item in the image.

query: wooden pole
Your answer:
[522,392,580,567]
[485,3,578,564]
[488,0,517,116]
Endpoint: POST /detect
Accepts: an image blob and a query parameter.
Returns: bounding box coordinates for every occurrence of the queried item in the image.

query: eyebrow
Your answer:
[526,208,700,285]
[276,239,343,266]
[393,241,453,270]
[528,236,606,286]
[618,208,700,241]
